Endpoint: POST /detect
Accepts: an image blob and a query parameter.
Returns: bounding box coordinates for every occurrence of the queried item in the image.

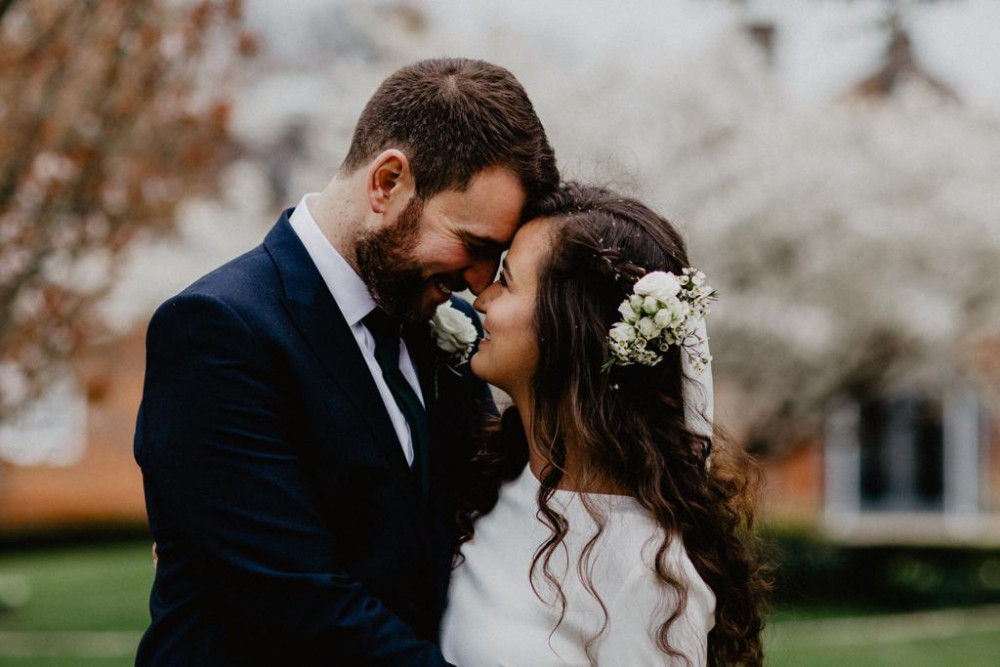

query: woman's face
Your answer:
[471,218,555,400]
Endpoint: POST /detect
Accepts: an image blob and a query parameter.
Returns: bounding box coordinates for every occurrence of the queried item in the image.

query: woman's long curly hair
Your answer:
[455,183,769,665]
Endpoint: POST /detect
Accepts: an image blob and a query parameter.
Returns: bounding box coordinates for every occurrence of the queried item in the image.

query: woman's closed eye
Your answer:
[497,259,512,288]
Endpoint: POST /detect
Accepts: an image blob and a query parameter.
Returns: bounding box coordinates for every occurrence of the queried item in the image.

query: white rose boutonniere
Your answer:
[430,301,478,366]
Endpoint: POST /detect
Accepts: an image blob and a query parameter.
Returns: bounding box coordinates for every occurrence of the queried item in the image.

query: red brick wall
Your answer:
[0,330,147,530]
[759,438,824,524]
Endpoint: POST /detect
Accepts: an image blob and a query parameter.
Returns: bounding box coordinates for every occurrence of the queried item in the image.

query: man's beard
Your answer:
[355,195,429,323]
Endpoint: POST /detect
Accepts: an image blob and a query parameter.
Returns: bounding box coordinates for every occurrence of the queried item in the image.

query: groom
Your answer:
[134,58,558,665]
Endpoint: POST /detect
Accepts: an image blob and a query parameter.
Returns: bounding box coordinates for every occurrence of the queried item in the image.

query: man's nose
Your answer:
[463,257,501,295]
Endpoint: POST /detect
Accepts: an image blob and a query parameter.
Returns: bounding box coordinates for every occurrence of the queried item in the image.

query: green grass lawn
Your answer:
[768,630,1000,666]
[1,540,1000,666]
[765,608,1000,666]
[0,541,152,666]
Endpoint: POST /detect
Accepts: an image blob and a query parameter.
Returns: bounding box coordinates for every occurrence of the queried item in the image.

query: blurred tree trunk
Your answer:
[0,0,256,420]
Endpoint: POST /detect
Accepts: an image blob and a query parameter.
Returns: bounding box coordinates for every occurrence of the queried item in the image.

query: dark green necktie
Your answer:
[362,309,429,500]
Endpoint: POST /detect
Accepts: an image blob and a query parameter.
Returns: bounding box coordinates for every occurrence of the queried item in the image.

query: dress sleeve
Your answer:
[596,555,715,666]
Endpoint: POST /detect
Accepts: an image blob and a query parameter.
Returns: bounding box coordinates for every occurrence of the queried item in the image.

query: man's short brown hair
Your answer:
[341,58,559,208]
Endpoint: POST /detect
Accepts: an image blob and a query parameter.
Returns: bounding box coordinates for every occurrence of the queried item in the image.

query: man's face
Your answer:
[356,166,526,322]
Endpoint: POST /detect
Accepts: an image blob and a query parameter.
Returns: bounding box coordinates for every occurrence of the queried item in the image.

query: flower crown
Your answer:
[602,268,717,374]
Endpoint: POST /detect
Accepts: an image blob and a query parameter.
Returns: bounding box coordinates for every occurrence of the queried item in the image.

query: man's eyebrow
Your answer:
[458,230,508,253]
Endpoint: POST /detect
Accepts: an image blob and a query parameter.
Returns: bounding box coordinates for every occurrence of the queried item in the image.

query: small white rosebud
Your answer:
[668,297,690,325]
[653,308,672,328]
[642,295,659,314]
[617,299,640,324]
[630,294,644,310]
[637,317,660,339]
[609,322,637,344]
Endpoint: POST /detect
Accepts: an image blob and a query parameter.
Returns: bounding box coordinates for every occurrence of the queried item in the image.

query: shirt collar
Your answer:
[288,193,375,327]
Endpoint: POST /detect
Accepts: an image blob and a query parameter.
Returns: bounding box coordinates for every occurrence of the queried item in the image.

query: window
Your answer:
[0,376,87,467]
[825,388,983,520]
[858,397,944,512]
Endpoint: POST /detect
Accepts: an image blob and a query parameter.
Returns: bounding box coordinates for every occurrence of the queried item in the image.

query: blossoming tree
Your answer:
[0,0,254,420]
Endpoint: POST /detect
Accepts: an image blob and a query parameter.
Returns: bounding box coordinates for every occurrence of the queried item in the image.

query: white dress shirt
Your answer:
[288,193,424,466]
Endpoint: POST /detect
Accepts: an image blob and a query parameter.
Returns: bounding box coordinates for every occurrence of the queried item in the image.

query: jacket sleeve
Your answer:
[135,292,453,666]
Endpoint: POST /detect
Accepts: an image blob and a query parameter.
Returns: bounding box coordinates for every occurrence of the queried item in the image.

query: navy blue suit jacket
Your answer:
[134,210,492,665]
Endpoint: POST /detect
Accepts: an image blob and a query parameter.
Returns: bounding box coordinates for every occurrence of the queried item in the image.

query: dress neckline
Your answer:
[514,464,643,513]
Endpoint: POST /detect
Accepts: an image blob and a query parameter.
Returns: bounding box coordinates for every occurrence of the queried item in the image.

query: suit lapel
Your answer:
[263,212,410,478]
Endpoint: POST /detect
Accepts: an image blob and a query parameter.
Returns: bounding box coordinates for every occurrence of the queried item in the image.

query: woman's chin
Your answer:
[469,351,497,388]
[469,351,487,381]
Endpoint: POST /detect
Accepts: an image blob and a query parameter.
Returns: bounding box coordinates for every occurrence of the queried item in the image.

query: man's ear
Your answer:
[366,149,414,214]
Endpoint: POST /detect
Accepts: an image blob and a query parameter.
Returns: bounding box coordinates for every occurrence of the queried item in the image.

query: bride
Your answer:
[440,184,767,665]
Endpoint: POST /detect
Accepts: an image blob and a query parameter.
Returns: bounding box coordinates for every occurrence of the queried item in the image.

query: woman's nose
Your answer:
[473,282,497,315]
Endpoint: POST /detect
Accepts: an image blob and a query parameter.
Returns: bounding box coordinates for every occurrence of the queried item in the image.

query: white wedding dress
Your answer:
[440,464,716,666]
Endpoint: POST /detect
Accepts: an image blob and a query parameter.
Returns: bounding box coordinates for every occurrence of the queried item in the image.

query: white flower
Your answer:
[430,302,478,364]
[617,299,640,324]
[637,317,661,339]
[604,266,716,372]
[634,271,681,302]
[670,297,691,324]
[655,298,687,328]
[610,322,637,344]
[683,268,706,287]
